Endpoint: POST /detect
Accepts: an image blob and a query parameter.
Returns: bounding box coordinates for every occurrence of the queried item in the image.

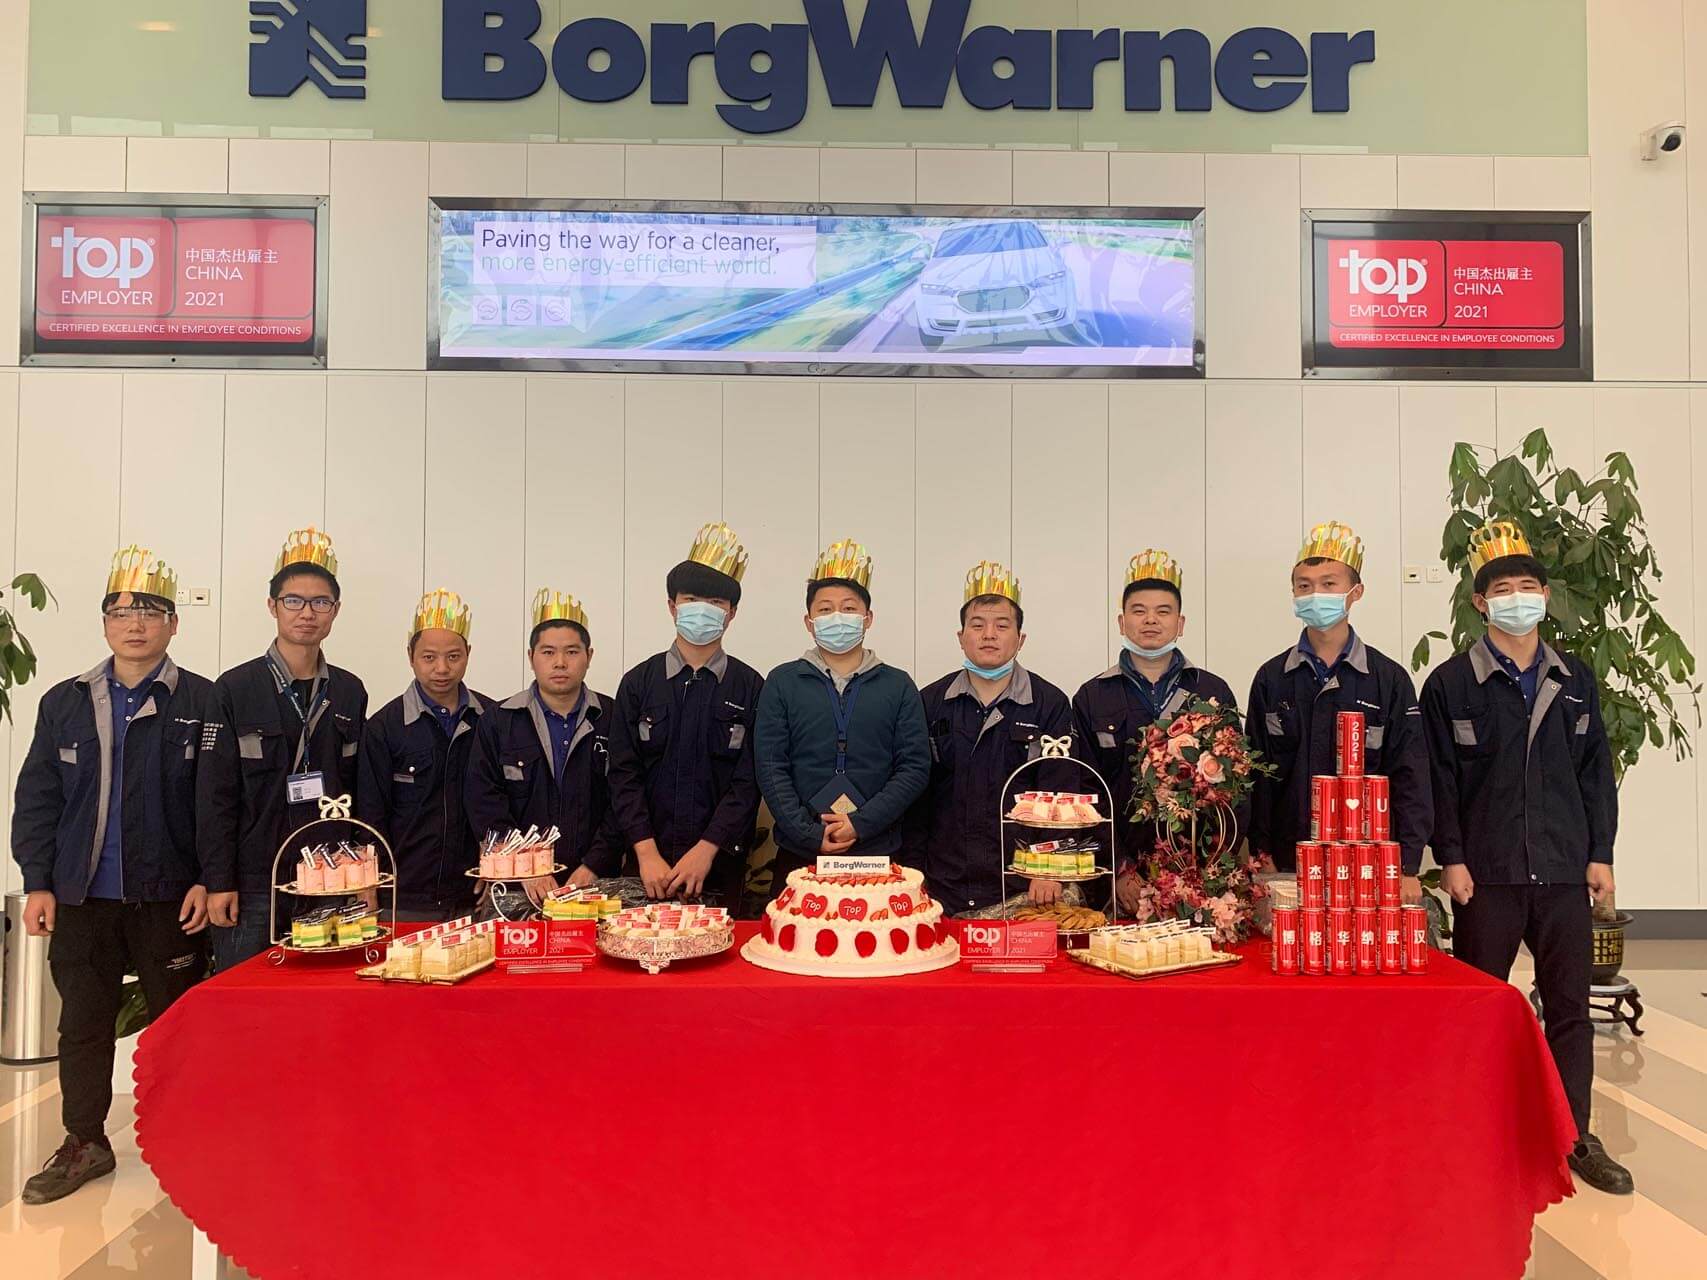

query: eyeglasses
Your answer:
[275,594,337,615]
[104,606,171,622]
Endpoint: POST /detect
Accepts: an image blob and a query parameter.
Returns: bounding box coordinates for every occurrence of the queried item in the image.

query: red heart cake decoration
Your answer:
[916,922,935,950]
[890,928,909,955]
[815,929,838,957]
[776,887,796,909]
[838,898,867,921]
[778,924,796,951]
[889,894,914,917]
[855,931,876,958]
[801,894,827,918]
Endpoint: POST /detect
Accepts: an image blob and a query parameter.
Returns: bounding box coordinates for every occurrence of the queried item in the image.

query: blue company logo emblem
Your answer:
[249,0,368,99]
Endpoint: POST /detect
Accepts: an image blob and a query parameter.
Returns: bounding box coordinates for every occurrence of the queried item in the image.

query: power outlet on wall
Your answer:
[190,587,212,606]
[1402,566,1423,584]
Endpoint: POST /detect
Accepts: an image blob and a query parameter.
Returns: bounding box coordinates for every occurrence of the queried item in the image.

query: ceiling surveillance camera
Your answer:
[1640,122,1686,161]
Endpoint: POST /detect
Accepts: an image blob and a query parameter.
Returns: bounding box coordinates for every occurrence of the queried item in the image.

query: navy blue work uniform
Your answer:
[904,665,1075,914]
[605,645,764,908]
[1245,630,1431,873]
[1422,638,1616,1137]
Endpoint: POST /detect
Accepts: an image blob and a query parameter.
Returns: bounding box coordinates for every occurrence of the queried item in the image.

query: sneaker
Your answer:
[1568,1134,1635,1195]
[21,1135,117,1205]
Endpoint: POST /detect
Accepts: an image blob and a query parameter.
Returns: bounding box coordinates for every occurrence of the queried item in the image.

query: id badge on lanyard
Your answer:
[272,656,331,804]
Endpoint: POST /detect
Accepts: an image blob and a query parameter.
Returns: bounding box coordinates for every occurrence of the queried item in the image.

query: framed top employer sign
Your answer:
[1301,211,1591,381]
[21,193,328,368]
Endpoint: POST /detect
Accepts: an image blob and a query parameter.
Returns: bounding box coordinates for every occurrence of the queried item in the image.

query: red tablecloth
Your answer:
[135,923,1574,1280]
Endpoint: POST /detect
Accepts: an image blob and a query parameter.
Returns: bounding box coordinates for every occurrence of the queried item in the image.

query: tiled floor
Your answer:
[2,942,1703,1278]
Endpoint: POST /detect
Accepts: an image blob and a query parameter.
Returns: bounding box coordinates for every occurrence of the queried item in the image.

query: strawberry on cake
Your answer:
[741,862,960,977]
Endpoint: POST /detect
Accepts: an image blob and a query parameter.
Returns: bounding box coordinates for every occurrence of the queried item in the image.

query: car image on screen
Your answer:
[912,219,1080,349]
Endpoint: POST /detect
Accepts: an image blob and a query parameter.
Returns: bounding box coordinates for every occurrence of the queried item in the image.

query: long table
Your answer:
[134,923,1575,1280]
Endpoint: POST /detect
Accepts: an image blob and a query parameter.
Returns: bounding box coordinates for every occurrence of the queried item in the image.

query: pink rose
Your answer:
[1197,754,1226,783]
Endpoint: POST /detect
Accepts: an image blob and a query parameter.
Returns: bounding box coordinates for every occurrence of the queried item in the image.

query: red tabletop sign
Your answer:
[494,919,596,966]
[34,211,316,345]
[958,920,1058,961]
[1327,237,1566,351]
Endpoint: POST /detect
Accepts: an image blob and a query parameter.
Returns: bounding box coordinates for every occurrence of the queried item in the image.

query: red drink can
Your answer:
[1311,776,1341,841]
[1401,904,1429,974]
[1336,711,1366,777]
[1364,775,1391,841]
[1326,843,1355,909]
[1337,774,1365,841]
[1296,843,1327,909]
[1328,907,1355,975]
[1377,841,1403,907]
[1272,906,1301,975]
[1353,907,1379,974]
[1353,843,1380,908]
[1378,905,1404,973]
[1301,908,1328,975]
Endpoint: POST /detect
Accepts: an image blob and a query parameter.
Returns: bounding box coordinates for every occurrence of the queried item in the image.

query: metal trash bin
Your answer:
[2,892,61,1064]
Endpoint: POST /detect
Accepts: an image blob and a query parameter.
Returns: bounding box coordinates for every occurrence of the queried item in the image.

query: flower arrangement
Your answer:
[1127,699,1275,945]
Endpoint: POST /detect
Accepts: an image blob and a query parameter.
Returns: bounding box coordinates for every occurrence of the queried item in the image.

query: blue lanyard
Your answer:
[268,656,330,773]
[817,672,864,775]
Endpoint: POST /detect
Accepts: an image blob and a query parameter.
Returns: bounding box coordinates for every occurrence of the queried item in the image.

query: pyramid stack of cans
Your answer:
[1272,711,1429,977]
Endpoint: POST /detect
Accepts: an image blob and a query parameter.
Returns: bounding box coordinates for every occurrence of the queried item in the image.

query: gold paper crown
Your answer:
[531,589,588,630]
[411,588,472,641]
[1468,520,1535,575]
[106,545,178,602]
[810,539,873,590]
[687,522,748,582]
[1126,549,1183,590]
[275,527,338,578]
[1296,521,1365,575]
[964,560,1021,606]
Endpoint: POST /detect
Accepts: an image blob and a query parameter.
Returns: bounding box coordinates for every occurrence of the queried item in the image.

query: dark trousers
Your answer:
[210,890,275,972]
[49,899,208,1143]
[1452,882,1593,1137]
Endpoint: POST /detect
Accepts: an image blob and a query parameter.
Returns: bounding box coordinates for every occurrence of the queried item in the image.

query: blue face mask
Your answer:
[811,612,866,655]
[963,658,1015,681]
[674,601,727,646]
[1293,593,1349,630]
[1121,636,1178,660]
[1486,592,1547,636]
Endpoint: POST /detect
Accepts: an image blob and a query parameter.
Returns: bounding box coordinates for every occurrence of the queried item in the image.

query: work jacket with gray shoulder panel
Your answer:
[1421,641,1616,885]
[12,657,216,905]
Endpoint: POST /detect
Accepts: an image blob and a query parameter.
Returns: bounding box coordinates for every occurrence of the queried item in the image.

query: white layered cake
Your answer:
[741,863,960,978]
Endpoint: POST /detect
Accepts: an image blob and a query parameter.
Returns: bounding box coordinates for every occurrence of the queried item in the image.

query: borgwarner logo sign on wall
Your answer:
[248,0,1376,135]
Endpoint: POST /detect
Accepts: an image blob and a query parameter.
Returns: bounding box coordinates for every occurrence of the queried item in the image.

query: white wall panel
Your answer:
[1302,384,1402,660]
[426,376,525,699]
[1300,154,1396,210]
[228,139,329,196]
[916,149,1011,206]
[723,146,818,202]
[1494,386,1596,474]
[525,377,625,678]
[125,138,227,193]
[323,376,425,702]
[914,383,1011,683]
[1686,2,1707,380]
[624,144,721,200]
[0,371,17,878]
[527,143,624,199]
[819,383,916,676]
[1395,155,1494,210]
[1493,156,1592,210]
[0,0,27,368]
[1012,383,1106,692]
[23,136,125,191]
[1012,150,1108,207]
[722,381,821,677]
[1107,152,1204,208]
[429,142,527,197]
[1398,386,1496,685]
[1587,0,1690,381]
[818,149,915,205]
[328,141,428,372]
[118,373,224,678]
[1204,384,1301,695]
[220,375,326,670]
[1692,389,1707,907]
[1205,155,1301,379]
[1107,383,1207,671]
[623,380,722,679]
[1593,388,1696,907]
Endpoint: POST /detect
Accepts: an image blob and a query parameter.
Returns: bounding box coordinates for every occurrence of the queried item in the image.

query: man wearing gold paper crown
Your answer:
[464,591,619,898]
[754,540,931,886]
[200,528,369,969]
[1245,522,1431,897]
[1421,522,1631,1194]
[903,562,1074,913]
[355,590,490,921]
[11,548,218,1204]
[606,524,764,909]
[1071,550,1242,907]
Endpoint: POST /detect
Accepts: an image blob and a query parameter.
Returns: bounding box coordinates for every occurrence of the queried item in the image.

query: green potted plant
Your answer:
[1410,429,1700,963]
[0,572,52,724]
